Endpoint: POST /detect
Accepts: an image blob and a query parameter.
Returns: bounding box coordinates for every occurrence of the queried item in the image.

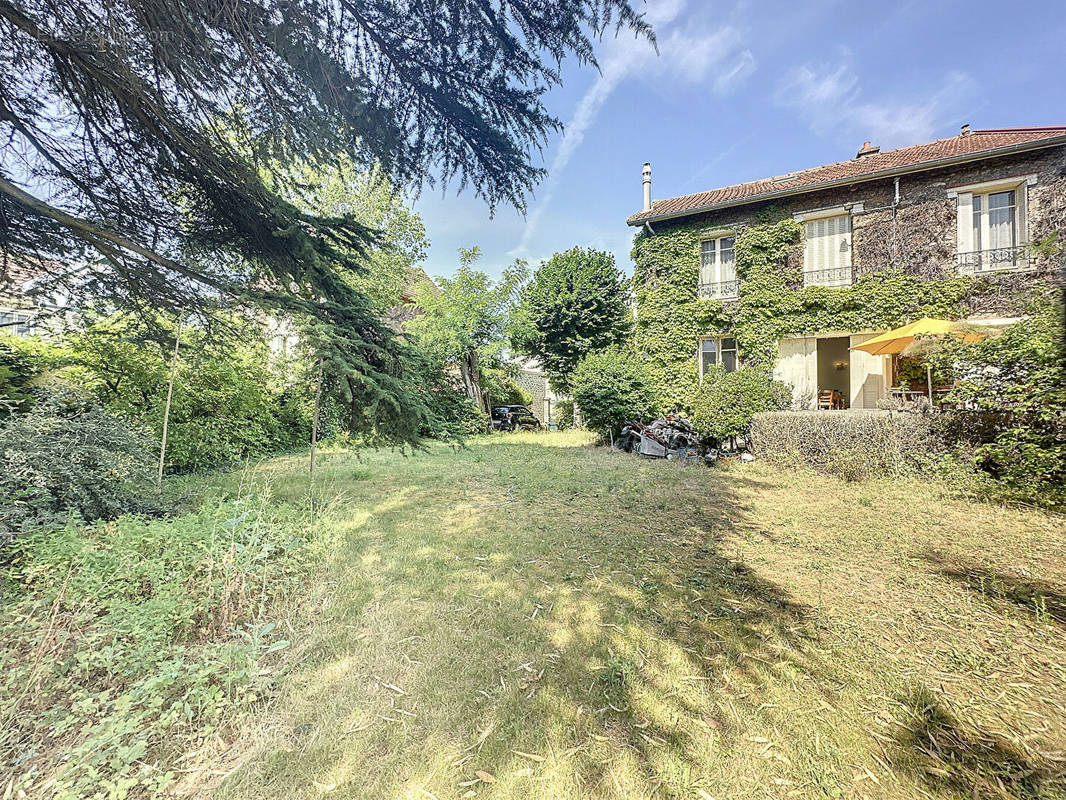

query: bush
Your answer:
[63,316,314,472]
[688,367,791,441]
[925,296,1066,508]
[0,336,46,415]
[0,389,156,535]
[571,347,658,439]
[554,399,575,430]
[750,410,953,481]
[418,370,489,438]
[487,374,532,407]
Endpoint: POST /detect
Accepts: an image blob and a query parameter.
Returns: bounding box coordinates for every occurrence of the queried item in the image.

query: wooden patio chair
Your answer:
[817,390,835,410]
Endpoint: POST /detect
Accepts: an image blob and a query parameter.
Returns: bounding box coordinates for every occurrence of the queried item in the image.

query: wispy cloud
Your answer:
[776,50,975,147]
[509,0,755,260]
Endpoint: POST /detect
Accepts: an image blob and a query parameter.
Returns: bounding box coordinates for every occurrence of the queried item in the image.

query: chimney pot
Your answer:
[960,123,972,136]
[855,141,881,158]
[642,162,652,212]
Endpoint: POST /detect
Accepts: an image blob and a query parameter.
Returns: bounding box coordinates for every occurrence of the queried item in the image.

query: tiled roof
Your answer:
[627,127,1066,225]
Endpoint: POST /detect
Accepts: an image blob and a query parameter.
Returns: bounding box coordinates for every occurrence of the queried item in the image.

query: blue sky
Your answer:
[412,0,1066,281]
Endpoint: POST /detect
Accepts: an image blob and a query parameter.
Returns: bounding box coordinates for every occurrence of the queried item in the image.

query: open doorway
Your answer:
[817,337,851,409]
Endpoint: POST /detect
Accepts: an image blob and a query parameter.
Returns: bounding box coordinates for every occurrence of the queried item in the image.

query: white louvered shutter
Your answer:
[805,215,851,285]
[1015,183,1028,246]
[956,192,974,256]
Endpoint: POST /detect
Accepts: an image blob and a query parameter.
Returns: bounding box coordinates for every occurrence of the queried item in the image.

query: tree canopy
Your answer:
[0,0,652,445]
[511,246,630,391]
[406,247,526,411]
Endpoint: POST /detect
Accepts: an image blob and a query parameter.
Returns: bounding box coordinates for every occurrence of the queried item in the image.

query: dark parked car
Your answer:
[491,405,541,431]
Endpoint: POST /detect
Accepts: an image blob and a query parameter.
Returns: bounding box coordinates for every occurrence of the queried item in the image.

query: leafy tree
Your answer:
[0,0,652,446]
[267,157,429,311]
[512,246,630,391]
[63,314,315,471]
[571,347,656,439]
[406,247,527,412]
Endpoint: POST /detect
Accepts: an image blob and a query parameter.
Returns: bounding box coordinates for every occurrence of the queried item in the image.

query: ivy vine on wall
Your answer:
[632,209,990,409]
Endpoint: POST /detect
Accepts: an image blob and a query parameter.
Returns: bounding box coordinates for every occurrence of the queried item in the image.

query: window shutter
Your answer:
[1015,183,1028,245]
[956,192,974,254]
[840,214,852,268]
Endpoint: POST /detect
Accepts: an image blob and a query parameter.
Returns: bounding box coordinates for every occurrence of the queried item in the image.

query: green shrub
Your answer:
[688,367,791,441]
[0,493,311,797]
[554,399,575,430]
[571,347,658,439]
[0,388,156,535]
[926,296,1065,508]
[419,374,489,438]
[63,316,314,472]
[0,334,50,415]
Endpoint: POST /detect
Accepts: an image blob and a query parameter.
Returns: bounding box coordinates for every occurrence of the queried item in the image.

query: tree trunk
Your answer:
[460,349,488,414]
[157,318,183,491]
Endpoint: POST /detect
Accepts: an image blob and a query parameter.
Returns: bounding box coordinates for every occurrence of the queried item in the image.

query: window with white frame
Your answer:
[801,212,852,287]
[698,235,737,299]
[0,310,34,336]
[953,178,1030,273]
[699,336,737,375]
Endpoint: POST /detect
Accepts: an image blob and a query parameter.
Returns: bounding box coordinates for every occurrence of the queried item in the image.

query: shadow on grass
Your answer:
[211,440,1006,797]
[922,552,1066,627]
[894,685,1066,800]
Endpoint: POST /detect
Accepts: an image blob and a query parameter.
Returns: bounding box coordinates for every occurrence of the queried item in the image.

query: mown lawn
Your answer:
[156,430,1066,800]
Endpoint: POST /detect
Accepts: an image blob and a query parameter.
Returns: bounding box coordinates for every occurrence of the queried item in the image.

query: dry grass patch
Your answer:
[172,431,1066,800]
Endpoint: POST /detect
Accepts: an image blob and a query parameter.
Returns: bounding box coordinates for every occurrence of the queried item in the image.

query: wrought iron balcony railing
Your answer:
[956,246,1032,274]
[803,267,853,287]
[698,279,740,300]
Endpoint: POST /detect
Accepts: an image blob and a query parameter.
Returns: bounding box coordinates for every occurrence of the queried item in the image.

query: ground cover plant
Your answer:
[0,486,325,798]
[6,433,1059,798]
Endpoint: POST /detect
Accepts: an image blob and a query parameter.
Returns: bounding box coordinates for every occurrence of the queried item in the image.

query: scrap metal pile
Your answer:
[615,414,752,463]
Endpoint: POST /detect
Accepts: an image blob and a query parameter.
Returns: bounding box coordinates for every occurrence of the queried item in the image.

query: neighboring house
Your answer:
[627,125,1066,409]
[0,258,79,338]
[514,358,567,426]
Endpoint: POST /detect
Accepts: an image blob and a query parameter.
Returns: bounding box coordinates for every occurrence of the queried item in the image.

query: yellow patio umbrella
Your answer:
[851,318,986,403]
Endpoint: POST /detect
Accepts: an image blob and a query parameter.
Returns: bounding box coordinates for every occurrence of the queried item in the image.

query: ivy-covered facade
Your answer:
[627,129,1066,410]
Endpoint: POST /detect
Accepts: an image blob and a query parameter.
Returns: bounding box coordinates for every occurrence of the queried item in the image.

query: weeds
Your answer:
[0,488,316,797]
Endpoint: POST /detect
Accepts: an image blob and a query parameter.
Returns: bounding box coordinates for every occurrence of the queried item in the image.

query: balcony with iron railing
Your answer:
[956,245,1033,275]
[697,279,740,300]
[802,267,853,288]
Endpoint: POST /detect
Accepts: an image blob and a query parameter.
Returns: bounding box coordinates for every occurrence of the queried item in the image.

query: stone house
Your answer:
[626,125,1066,409]
[0,258,80,338]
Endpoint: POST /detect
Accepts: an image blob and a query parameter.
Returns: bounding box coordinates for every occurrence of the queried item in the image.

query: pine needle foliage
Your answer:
[0,0,652,446]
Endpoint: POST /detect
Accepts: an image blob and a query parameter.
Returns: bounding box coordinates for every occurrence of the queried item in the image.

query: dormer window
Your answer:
[698,234,738,300]
[951,175,1034,273]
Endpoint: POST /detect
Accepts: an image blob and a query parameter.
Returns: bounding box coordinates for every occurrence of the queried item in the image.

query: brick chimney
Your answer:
[642,162,652,211]
[856,141,880,158]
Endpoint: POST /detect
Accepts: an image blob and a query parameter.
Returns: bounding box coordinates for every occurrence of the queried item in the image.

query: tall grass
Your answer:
[0,486,321,797]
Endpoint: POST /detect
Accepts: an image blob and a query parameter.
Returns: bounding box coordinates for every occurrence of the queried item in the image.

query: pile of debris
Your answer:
[614,414,753,463]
